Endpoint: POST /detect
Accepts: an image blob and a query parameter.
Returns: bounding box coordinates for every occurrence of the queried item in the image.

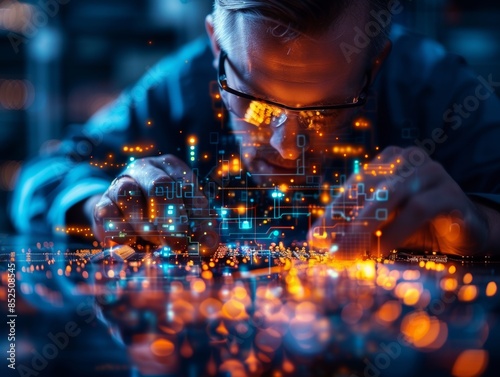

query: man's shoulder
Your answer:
[379,24,467,93]
[387,24,450,77]
[152,37,213,80]
[122,37,212,98]
[83,37,214,138]
[390,24,447,55]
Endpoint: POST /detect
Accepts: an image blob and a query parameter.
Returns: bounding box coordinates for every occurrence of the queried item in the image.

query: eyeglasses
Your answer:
[217,50,370,131]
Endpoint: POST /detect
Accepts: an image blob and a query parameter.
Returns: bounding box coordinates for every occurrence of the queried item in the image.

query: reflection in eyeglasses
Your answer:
[243,101,283,127]
[242,100,340,131]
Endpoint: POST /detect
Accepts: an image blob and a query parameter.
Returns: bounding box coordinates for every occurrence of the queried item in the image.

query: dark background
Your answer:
[1,0,500,234]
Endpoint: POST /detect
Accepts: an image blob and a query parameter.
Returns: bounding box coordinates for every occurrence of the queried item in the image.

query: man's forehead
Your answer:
[226,9,371,76]
[226,35,366,99]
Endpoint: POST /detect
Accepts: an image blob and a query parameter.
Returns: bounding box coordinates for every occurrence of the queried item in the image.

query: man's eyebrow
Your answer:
[226,60,279,101]
[226,56,360,107]
[229,70,333,105]
[226,59,259,92]
[234,80,352,108]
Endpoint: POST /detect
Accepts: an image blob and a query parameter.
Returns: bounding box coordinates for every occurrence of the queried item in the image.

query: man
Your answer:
[10,0,500,257]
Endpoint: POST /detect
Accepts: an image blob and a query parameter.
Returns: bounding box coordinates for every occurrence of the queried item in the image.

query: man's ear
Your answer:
[205,14,221,70]
[369,40,392,84]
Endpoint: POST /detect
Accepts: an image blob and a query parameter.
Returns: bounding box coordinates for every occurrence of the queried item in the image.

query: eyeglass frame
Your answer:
[217,49,371,114]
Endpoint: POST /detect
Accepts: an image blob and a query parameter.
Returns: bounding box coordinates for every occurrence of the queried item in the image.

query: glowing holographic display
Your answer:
[95,118,389,259]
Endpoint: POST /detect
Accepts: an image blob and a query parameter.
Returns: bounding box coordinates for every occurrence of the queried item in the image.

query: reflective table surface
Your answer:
[1,235,500,377]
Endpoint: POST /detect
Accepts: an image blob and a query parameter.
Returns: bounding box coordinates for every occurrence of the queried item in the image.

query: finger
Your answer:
[102,175,150,245]
[377,185,461,253]
[340,145,439,225]
[309,147,436,252]
[94,192,138,247]
[93,196,119,244]
[130,156,209,216]
[149,155,210,212]
[121,158,188,233]
[354,158,444,229]
[101,173,177,248]
[126,156,214,250]
[309,161,428,242]
[148,156,217,253]
[344,159,445,256]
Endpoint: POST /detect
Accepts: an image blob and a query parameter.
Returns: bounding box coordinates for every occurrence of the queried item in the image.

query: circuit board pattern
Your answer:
[101,119,390,259]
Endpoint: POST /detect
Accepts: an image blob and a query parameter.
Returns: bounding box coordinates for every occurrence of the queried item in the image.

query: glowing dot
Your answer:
[191,279,206,293]
[440,278,458,291]
[377,301,402,323]
[222,299,247,320]
[151,339,175,357]
[486,281,497,297]
[463,273,473,284]
[451,350,488,377]
[403,288,420,306]
[458,285,477,302]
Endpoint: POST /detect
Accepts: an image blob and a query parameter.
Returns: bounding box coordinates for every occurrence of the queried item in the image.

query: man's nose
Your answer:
[269,114,308,160]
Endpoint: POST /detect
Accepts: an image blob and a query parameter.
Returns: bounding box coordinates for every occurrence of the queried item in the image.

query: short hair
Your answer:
[212,0,392,58]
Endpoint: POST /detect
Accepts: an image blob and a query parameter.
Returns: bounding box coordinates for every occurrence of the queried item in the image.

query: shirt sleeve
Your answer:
[9,37,214,236]
[9,92,136,235]
[377,25,500,210]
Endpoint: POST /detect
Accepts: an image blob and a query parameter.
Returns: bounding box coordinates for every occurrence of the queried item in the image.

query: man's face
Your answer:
[213,11,373,185]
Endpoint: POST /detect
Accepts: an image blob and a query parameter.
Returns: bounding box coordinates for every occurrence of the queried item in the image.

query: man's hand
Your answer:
[309,146,496,256]
[91,155,218,252]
